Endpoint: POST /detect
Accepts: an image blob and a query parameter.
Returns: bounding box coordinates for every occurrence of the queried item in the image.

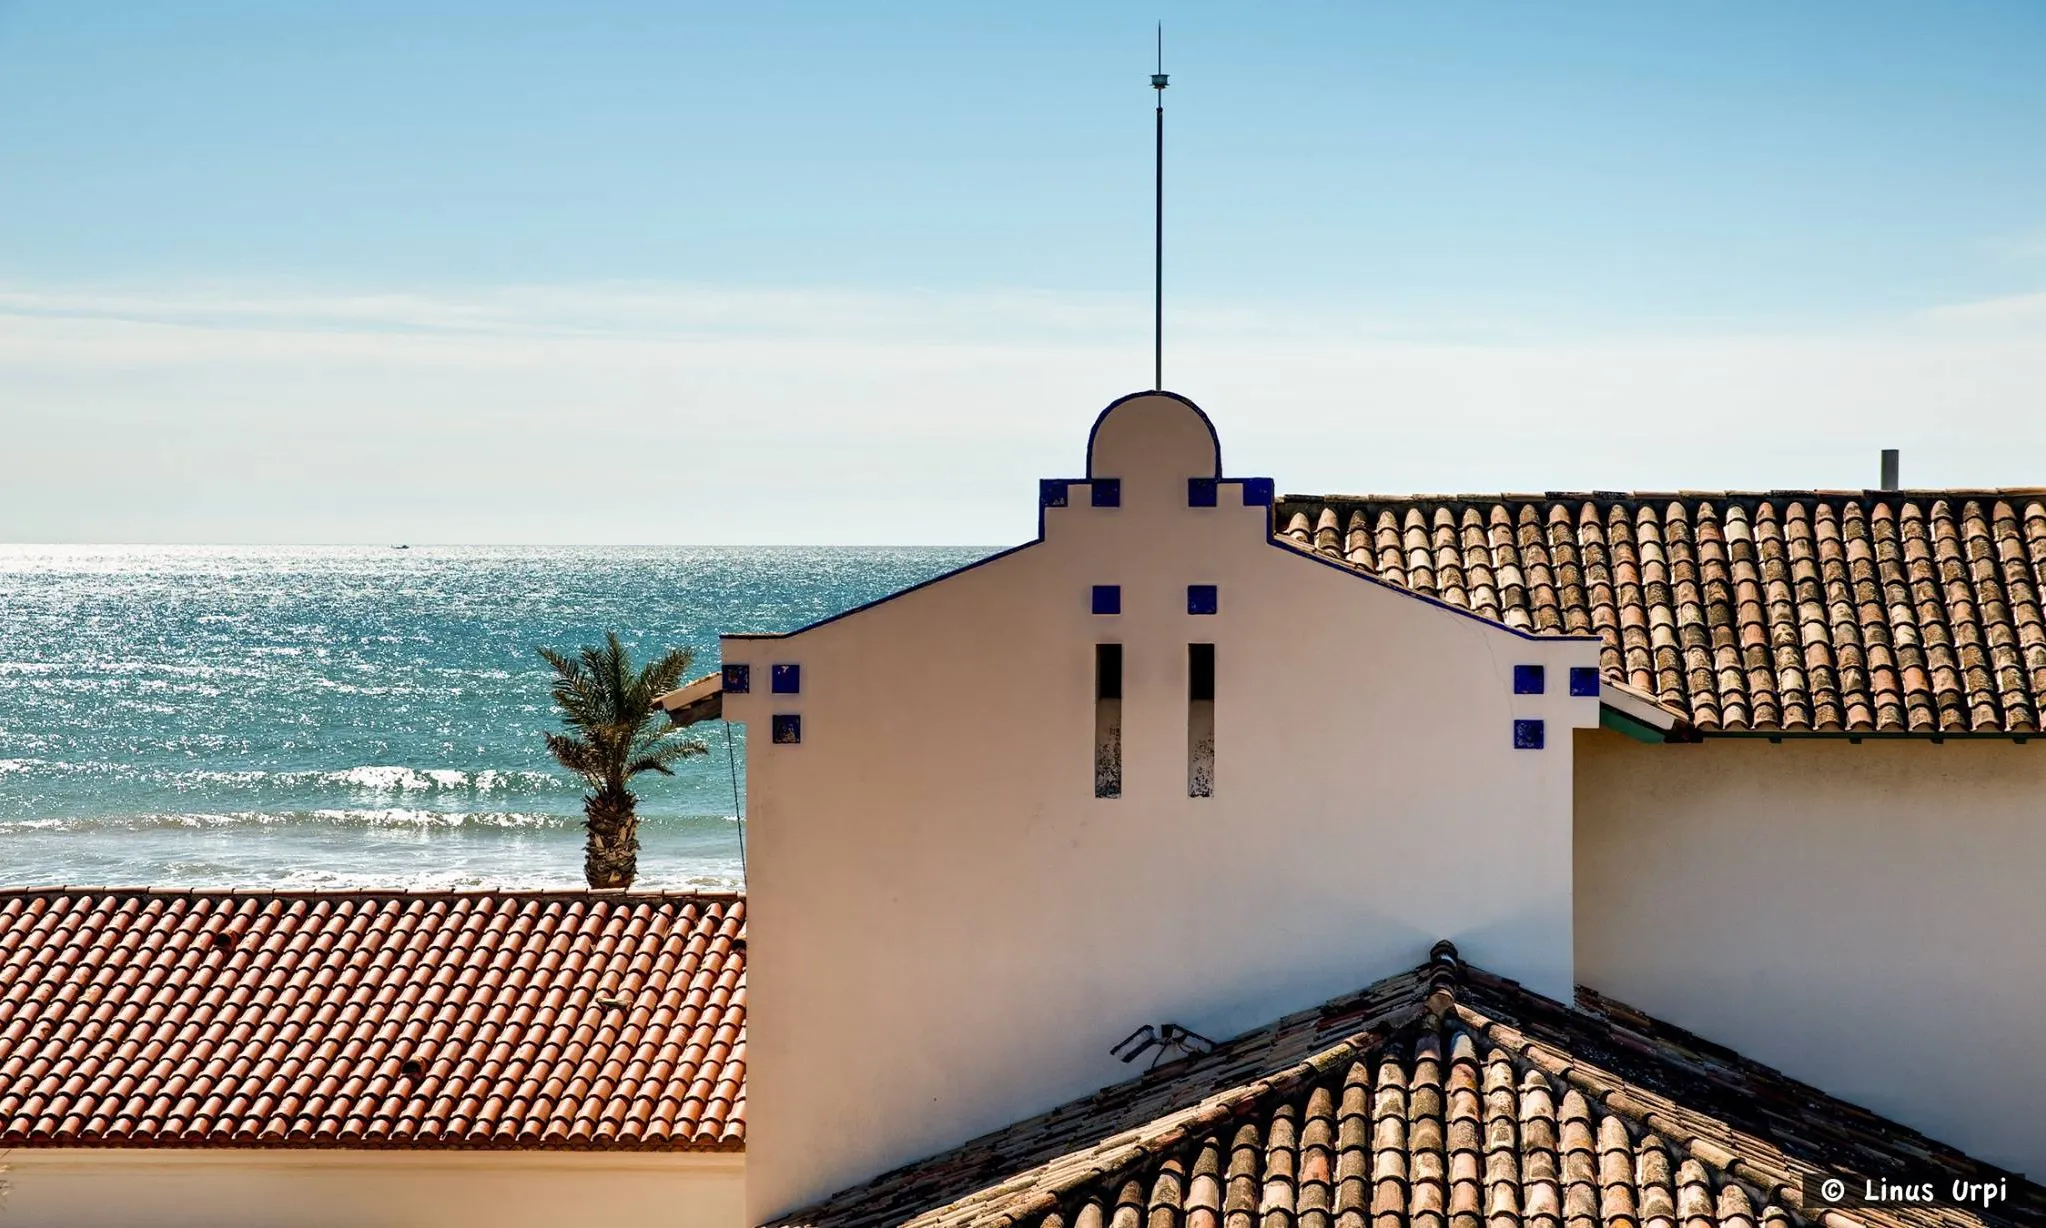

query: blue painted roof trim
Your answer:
[1084,389,1222,480]
[723,538,1039,641]
[728,389,1596,646]
[730,390,1203,643]
[729,509,1598,646]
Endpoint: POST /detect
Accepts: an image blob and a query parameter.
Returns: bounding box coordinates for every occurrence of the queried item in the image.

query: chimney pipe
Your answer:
[1880,449,1899,491]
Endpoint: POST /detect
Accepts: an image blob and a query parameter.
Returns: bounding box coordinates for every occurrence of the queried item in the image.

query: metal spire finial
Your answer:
[1151,24,1167,391]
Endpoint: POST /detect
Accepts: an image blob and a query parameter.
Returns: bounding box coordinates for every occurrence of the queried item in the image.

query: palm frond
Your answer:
[538,646,609,731]
[602,632,632,718]
[639,646,697,703]
[625,734,709,778]
[544,730,605,786]
[626,713,696,758]
[538,634,707,792]
[578,642,617,719]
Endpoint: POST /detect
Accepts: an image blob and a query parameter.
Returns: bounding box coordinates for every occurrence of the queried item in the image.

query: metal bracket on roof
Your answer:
[1110,1024,1157,1062]
[1111,1022,1216,1070]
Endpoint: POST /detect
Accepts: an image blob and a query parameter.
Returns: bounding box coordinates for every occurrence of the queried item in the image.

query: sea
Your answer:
[0,545,986,891]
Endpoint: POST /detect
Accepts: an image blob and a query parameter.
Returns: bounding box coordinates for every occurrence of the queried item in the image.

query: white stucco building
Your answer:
[721,392,1611,1219]
[4,389,2041,1228]
[711,390,2045,1228]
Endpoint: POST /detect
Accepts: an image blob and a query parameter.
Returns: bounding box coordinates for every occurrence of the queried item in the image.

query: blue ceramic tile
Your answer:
[1187,477,1218,507]
[1513,664,1545,694]
[1092,584,1121,615]
[1241,477,1275,506]
[1513,719,1545,750]
[1187,584,1218,615]
[1091,479,1121,508]
[1040,480,1069,508]
[721,663,750,694]
[1569,666,1600,697]
[771,714,802,745]
[771,664,801,695]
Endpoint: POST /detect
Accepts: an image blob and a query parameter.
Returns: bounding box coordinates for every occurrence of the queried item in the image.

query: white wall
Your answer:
[730,393,1602,1222]
[1574,729,2046,1176]
[0,1148,745,1228]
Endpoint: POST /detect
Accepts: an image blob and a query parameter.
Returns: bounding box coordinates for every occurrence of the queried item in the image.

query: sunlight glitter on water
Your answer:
[0,544,988,889]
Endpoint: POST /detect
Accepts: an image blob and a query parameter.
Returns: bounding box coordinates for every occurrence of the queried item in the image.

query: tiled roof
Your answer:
[773,949,2041,1228]
[1277,491,2046,735]
[0,888,745,1150]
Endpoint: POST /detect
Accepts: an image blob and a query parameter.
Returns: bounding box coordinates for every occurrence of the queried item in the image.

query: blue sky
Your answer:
[3,2,2045,543]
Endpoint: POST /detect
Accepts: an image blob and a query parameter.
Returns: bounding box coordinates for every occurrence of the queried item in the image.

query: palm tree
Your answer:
[537,632,706,889]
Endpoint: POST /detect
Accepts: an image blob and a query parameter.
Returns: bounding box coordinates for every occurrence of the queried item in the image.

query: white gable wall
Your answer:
[729,394,1602,1222]
[1574,730,2046,1176]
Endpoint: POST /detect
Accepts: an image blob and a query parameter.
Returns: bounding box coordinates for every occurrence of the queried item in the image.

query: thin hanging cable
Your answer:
[722,719,746,880]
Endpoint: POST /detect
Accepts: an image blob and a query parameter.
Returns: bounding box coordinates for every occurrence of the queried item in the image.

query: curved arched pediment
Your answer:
[1085,391,1222,493]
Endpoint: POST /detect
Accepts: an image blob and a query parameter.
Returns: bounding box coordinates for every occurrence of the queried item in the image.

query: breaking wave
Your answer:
[215,765,572,795]
[0,808,740,833]
[0,760,575,795]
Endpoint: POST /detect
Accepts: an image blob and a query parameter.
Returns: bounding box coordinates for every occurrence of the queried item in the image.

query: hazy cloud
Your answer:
[3,280,2043,544]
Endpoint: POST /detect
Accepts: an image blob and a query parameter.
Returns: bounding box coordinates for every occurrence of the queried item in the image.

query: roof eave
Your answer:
[655,672,725,728]
[1598,679,1701,743]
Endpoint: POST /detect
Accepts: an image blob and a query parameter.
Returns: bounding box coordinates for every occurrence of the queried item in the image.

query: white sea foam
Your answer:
[321,765,564,794]
[259,864,744,892]
[335,765,434,792]
[174,769,274,787]
[308,807,566,828]
[0,806,744,833]
[0,809,580,832]
[148,764,570,794]
[6,760,571,795]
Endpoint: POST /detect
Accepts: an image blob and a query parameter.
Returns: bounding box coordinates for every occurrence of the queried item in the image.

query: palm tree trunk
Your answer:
[583,786,639,889]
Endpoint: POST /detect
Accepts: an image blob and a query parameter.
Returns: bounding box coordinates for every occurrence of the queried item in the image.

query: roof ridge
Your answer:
[814,950,2040,1228]
[1445,969,2041,1227]
[769,967,1440,1228]
[1452,1001,1821,1224]
[903,944,1831,1228]
[931,1006,1434,1228]
[1407,951,1815,1224]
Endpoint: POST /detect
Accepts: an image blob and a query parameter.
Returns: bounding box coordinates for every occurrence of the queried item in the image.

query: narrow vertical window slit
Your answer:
[1095,644,1123,798]
[1189,643,1215,797]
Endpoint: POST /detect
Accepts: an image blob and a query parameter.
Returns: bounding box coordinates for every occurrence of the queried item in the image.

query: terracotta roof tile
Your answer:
[1278,491,2046,735]
[773,954,2042,1228]
[0,888,744,1150]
